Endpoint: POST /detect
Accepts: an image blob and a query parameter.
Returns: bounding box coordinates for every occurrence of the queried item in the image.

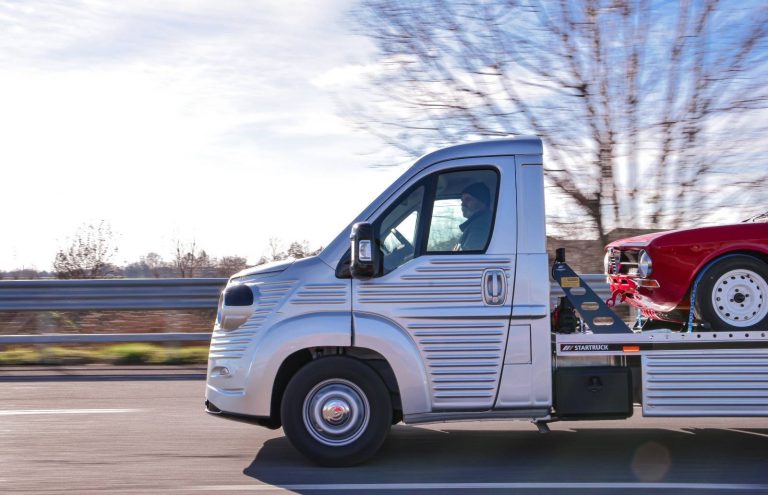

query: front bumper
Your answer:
[608,274,685,323]
[204,400,280,429]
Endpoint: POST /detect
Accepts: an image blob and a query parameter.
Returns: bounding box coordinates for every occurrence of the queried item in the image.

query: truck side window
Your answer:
[371,168,497,276]
[376,185,425,274]
[426,169,498,253]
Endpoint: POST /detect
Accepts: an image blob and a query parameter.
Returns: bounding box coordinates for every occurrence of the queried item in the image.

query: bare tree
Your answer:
[287,240,311,259]
[123,253,173,278]
[350,0,768,244]
[216,255,248,277]
[267,237,286,261]
[174,240,210,278]
[53,221,118,279]
[0,268,50,280]
[143,252,164,278]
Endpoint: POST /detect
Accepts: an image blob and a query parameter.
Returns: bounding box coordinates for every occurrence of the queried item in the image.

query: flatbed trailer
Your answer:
[550,248,768,418]
[556,331,768,415]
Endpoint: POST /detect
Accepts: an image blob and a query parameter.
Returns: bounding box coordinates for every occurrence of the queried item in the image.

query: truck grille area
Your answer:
[209,327,259,360]
[642,350,768,416]
[209,280,295,360]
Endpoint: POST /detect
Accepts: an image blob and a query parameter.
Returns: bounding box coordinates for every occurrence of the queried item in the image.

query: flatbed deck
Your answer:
[555,329,768,357]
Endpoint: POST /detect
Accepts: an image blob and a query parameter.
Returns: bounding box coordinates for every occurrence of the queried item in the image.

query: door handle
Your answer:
[482,268,507,306]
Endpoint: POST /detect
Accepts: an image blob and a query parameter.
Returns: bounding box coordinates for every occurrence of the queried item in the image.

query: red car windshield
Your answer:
[743,211,768,223]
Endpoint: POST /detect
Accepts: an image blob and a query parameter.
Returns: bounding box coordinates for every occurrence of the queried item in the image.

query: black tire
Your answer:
[280,356,392,467]
[695,255,768,331]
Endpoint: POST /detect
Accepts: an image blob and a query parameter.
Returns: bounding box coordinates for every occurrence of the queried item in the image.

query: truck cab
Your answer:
[205,137,768,466]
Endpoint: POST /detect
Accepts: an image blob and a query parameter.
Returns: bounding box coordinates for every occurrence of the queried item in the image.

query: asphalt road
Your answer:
[1,369,767,494]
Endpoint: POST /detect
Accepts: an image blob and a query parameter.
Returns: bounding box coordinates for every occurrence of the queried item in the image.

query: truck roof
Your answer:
[412,136,542,170]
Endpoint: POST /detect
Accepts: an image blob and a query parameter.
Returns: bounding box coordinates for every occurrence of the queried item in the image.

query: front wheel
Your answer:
[695,255,768,331]
[280,356,392,466]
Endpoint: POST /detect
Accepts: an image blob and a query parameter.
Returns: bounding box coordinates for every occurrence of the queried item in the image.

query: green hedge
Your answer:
[0,344,209,365]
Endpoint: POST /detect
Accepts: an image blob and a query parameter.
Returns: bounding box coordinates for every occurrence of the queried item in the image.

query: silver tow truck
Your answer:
[205,137,768,466]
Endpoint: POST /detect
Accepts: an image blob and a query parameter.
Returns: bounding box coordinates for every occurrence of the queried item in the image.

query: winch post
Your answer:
[552,248,633,334]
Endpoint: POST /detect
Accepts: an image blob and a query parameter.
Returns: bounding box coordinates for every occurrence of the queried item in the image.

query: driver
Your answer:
[454,182,492,251]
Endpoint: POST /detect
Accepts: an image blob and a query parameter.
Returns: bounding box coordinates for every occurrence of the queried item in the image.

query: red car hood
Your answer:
[606,230,674,248]
[607,223,768,250]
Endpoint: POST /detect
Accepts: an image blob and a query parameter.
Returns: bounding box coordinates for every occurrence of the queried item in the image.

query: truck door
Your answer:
[352,157,520,411]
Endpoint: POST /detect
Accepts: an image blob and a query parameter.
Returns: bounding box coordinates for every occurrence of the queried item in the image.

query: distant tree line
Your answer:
[0,223,322,280]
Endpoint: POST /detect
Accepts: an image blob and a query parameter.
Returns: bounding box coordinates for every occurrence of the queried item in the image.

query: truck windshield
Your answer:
[377,186,425,273]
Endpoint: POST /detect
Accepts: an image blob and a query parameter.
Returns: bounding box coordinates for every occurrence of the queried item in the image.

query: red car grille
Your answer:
[610,249,639,276]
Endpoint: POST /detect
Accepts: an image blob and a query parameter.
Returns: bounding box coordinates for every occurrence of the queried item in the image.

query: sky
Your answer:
[0,0,405,271]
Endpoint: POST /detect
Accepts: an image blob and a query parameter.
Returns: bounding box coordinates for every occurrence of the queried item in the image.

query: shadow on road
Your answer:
[243,424,768,492]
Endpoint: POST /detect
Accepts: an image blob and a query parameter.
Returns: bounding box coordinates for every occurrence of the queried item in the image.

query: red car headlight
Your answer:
[638,250,653,278]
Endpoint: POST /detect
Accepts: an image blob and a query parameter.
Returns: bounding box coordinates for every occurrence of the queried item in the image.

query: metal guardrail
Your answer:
[0,332,213,344]
[0,275,609,345]
[0,278,226,311]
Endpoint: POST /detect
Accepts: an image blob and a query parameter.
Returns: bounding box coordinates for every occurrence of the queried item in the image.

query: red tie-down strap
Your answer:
[606,277,637,307]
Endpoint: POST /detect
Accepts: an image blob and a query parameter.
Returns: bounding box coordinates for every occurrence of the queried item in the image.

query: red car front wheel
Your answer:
[696,255,768,331]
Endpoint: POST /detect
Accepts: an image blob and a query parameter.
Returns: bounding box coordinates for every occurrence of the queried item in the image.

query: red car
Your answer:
[606,217,768,331]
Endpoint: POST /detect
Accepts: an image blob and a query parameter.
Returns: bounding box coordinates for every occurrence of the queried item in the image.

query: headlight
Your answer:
[638,250,653,278]
[218,284,255,331]
[224,284,254,306]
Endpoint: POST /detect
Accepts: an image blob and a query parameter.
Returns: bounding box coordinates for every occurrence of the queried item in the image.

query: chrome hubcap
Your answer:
[711,269,768,327]
[322,399,351,425]
[303,379,369,446]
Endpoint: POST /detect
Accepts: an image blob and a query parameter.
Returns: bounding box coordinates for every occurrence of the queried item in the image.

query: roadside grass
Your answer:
[0,348,41,365]
[0,344,209,365]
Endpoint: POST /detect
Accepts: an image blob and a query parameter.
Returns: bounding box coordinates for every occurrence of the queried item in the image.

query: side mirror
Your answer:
[350,222,380,278]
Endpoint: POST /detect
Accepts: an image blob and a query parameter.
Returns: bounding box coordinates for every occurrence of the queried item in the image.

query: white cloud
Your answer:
[0,0,401,271]
[311,62,384,89]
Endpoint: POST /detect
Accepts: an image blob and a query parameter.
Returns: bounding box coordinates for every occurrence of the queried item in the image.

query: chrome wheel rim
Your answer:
[302,379,370,446]
[710,269,768,327]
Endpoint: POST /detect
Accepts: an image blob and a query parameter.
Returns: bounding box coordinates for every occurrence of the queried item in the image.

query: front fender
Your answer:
[692,246,768,285]
[213,312,351,417]
[655,245,768,310]
[354,312,431,417]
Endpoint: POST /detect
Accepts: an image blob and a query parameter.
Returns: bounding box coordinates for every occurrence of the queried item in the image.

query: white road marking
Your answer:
[192,482,768,491]
[0,408,139,416]
[730,428,768,439]
[667,427,696,435]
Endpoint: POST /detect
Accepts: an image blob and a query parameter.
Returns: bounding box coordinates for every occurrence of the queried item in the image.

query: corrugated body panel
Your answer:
[357,258,512,409]
[209,280,295,359]
[359,259,510,303]
[412,319,507,407]
[291,283,348,305]
[642,350,768,416]
[208,328,258,359]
